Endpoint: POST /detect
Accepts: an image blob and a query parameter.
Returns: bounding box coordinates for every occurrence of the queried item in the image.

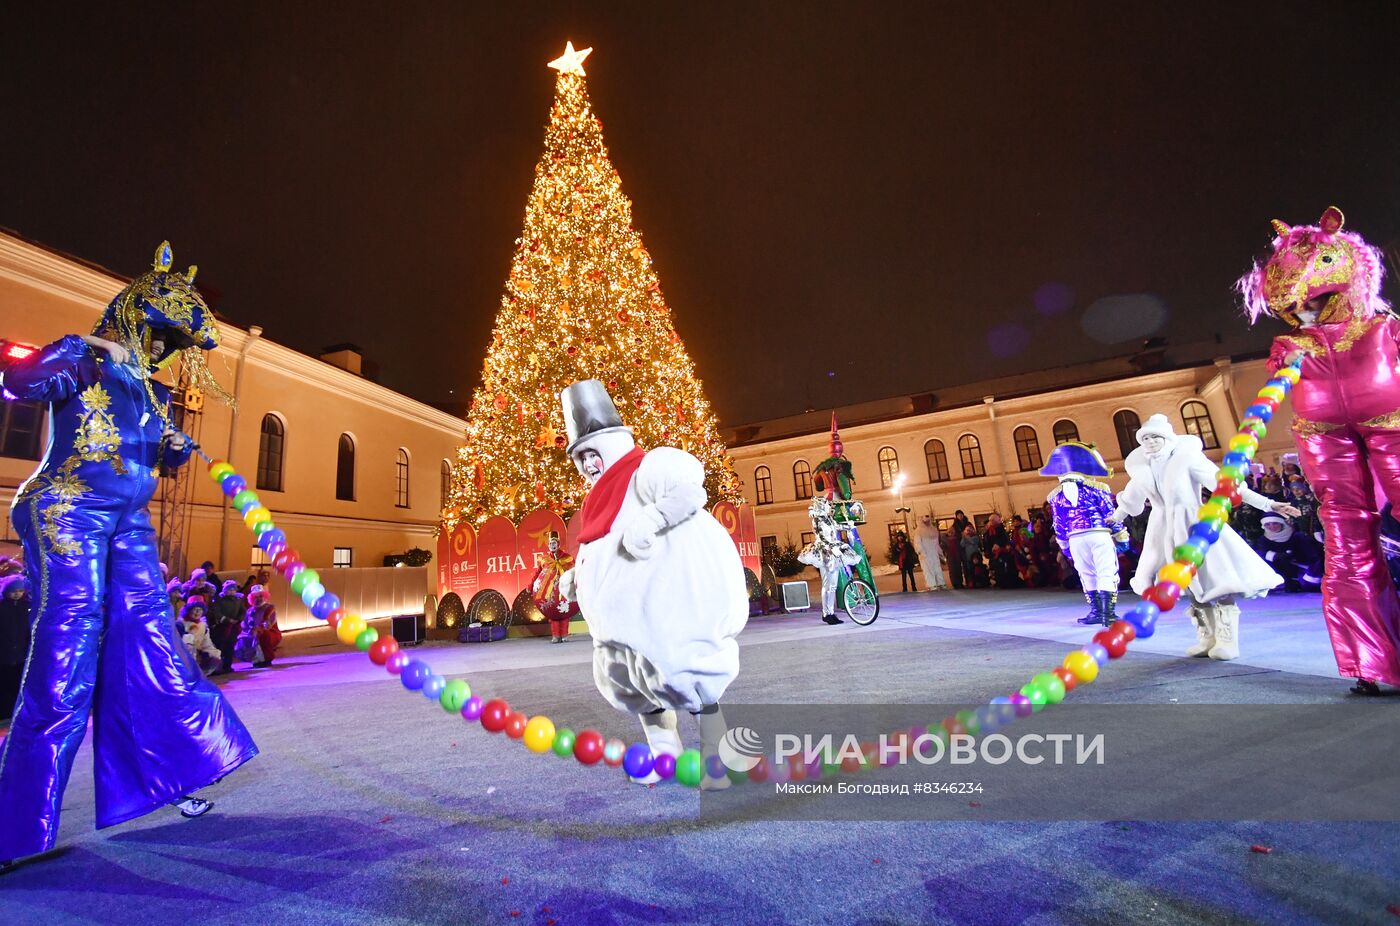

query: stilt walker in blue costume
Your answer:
[0,242,258,871]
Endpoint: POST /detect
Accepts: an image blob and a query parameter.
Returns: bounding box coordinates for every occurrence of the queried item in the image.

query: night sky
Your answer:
[3,3,1397,426]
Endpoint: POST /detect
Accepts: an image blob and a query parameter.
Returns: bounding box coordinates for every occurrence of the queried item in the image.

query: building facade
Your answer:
[0,231,466,589]
[725,354,1296,563]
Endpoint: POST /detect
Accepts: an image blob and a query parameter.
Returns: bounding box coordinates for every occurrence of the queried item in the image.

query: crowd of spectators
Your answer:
[165,561,282,675]
[926,462,1326,594]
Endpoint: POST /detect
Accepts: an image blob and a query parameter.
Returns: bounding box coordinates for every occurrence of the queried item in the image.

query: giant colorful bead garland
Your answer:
[201,362,1301,788]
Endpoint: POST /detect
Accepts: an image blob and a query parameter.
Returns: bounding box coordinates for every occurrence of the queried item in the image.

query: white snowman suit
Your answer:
[556,384,747,790]
[565,431,748,714]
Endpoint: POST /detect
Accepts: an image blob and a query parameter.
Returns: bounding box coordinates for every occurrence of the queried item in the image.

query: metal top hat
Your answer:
[561,379,633,455]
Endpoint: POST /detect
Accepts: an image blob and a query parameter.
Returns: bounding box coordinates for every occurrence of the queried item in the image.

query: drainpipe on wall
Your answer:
[983,396,1015,515]
[219,325,262,570]
[1213,356,1241,429]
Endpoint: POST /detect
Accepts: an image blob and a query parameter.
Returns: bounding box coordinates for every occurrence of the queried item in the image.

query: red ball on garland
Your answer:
[368,636,399,665]
[573,730,605,765]
[1052,666,1078,692]
[1141,580,1182,610]
[272,549,298,572]
[1092,629,1130,660]
[504,711,528,739]
[1108,620,1138,645]
[479,699,512,734]
[326,607,346,629]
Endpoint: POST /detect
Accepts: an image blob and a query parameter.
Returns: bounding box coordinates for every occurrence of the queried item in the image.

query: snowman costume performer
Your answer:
[798,497,862,623]
[1040,442,1130,626]
[557,380,747,788]
[1111,414,1296,660]
[913,514,948,590]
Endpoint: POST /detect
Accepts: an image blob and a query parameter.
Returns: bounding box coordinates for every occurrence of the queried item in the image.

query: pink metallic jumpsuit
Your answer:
[1269,315,1400,686]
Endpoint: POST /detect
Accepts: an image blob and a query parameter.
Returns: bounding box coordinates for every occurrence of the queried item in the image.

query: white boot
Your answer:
[1208,604,1240,660]
[1185,604,1215,657]
[694,705,732,791]
[634,710,680,785]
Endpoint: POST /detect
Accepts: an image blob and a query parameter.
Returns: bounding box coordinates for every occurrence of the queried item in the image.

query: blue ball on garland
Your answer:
[220,474,246,497]
[1189,521,1222,544]
[400,660,430,691]
[622,743,655,779]
[1124,601,1159,639]
[1221,452,1252,469]
[258,528,287,552]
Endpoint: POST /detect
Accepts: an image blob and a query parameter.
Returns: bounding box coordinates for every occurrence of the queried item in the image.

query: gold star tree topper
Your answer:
[548,41,592,77]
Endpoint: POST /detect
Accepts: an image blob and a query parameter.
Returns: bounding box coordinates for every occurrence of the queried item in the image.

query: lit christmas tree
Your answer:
[443,42,742,530]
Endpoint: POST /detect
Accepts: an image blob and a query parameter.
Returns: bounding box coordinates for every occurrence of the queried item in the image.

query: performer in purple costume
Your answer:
[1041,442,1130,626]
[0,242,257,870]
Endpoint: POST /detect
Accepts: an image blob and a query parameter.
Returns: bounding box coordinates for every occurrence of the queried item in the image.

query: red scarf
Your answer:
[576,447,645,544]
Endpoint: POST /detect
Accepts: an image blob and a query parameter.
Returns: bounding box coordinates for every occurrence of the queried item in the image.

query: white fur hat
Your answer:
[1136,413,1177,443]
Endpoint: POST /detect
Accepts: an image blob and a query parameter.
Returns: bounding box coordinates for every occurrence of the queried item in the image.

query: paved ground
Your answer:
[2,589,1397,925]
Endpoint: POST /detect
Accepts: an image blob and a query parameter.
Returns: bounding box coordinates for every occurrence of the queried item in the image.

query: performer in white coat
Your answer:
[913,514,948,590]
[557,380,748,788]
[1111,414,1297,659]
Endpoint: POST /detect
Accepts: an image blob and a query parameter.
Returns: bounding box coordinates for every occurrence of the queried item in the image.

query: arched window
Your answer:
[1013,425,1043,471]
[395,448,411,508]
[1113,410,1141,459]
[877,447,899,488]
[754,465,773,505]
[958,434,986,478]
[1181,401,1219,450]
[441,459,453,509]
[924,439,950,483]
[256,414,285,491]
[792,460,812,500]
[335,433,356,501]
[1052,419,1080,445]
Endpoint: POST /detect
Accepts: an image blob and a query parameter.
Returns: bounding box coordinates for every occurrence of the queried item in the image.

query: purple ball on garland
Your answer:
[386,650,410,674]
[705,754,726,781]
[460,695,485,722]
[652,752,677,780]
[1009,693,1034,718]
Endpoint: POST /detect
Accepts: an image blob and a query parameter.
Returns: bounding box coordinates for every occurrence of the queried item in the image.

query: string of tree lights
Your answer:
[442,43,743,532]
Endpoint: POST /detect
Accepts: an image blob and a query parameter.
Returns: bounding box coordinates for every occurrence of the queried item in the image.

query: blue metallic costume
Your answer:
[0,243,256,862]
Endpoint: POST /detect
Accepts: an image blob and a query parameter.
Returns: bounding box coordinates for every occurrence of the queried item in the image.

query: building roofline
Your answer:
[723,349,1267,448]
[0,228,466,435]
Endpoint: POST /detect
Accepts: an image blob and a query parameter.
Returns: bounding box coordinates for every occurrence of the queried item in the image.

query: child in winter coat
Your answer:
[180,601,223,676]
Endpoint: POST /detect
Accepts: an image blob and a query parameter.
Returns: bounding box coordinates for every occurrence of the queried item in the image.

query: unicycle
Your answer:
[842,577,879,625]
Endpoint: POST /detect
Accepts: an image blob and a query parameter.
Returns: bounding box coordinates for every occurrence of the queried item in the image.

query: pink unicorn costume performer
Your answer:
[1239,205,1400,694]
[556,380,748,787]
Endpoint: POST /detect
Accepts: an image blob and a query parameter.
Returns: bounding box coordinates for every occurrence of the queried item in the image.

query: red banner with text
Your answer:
[438,502,759,599]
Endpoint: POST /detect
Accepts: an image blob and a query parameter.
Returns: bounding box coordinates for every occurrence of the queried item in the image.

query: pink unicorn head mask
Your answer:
[1237,205,1389,328]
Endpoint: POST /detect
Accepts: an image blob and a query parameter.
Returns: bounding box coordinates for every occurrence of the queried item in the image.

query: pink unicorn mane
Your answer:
[1237,212,1389,324]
